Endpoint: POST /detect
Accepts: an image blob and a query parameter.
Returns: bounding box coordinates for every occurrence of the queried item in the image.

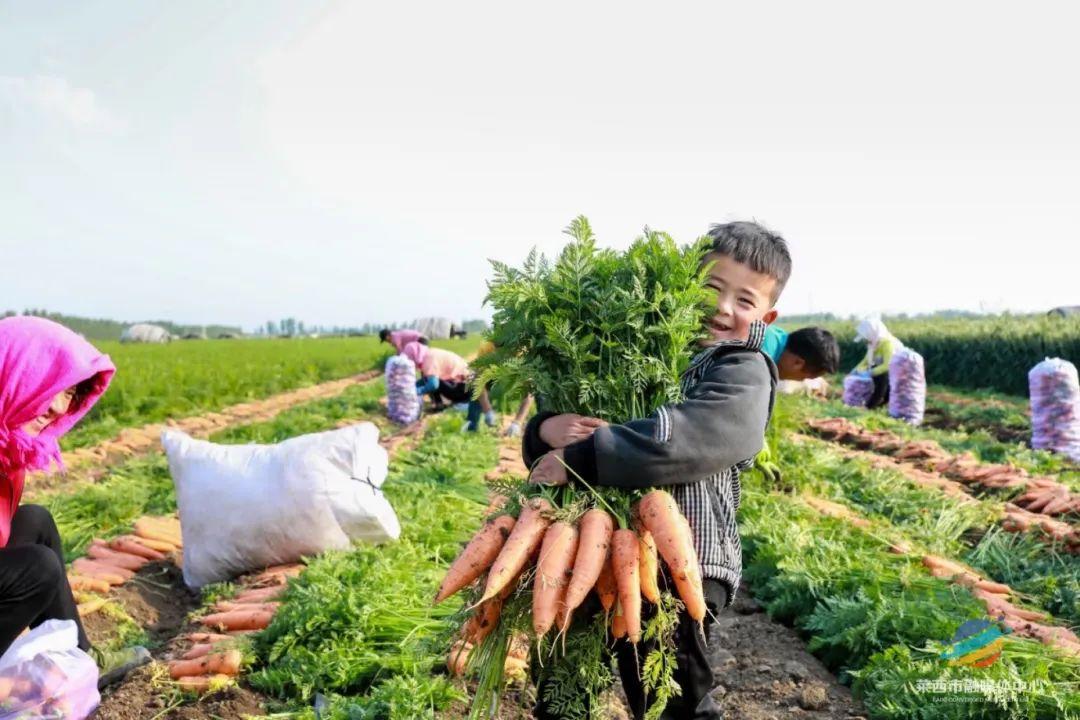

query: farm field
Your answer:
[11,323,1080,720]
[62,336,481,449]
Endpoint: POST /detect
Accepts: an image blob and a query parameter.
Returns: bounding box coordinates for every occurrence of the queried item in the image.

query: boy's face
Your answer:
[701,253,779,345]
[777,352,819,381]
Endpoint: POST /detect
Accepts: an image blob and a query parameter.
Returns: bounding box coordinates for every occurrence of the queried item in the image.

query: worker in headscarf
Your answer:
[851,316,901,409]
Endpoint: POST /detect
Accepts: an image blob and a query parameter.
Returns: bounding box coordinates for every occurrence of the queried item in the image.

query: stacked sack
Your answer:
[843,373,875,408]
[385,354,421,425]
[888,347,926,425]
[1029,358,1080,462]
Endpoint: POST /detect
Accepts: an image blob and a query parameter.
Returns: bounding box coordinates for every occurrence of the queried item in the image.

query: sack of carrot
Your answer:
[438,218,718,719]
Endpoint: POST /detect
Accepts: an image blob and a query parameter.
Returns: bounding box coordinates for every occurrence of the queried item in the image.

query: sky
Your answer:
[2,1,1078,331]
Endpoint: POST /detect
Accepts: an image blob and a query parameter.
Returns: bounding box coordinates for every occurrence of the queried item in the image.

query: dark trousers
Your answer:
[535,579,728,720]
[867,372,890,409]
[431,379,471,405]
[0,504,90,657]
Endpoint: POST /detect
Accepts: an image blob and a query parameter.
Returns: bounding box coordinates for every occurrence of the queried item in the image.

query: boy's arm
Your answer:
[561,351,773,489]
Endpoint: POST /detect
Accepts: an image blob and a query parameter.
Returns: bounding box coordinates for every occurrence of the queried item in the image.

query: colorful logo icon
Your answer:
[940,617,1009,668]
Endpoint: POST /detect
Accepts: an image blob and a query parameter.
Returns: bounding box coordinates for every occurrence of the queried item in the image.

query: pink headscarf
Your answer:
[1,316,115,546]
[402,340,429,369]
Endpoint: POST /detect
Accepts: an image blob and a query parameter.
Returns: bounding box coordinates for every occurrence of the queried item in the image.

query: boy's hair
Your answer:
[706,221,792,303]
[786,327,840,375]
[379,329,391,342]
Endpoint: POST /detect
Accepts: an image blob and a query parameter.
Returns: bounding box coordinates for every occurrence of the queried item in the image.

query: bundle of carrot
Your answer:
[447,220,717,718]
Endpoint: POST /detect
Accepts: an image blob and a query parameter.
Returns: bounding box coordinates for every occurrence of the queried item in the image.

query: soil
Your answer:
[92,666,267,720]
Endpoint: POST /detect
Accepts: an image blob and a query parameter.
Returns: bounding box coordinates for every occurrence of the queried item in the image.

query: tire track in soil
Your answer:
[91,412,442,719]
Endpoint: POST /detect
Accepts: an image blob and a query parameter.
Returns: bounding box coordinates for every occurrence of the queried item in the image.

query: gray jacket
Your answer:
[523,320,777,604]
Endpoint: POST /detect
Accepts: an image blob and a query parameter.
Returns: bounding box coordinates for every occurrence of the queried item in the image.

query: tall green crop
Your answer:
[475,216,714,423]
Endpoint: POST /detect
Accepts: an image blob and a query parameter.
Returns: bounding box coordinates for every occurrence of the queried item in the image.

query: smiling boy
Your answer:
[525,221,790,720]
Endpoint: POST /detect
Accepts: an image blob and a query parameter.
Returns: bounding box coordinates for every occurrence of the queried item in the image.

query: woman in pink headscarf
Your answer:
[1,316,115,657]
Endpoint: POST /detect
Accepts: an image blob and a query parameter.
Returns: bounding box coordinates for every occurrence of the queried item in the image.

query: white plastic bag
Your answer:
[0,620,99,720]
[1029,358,1080,462]
[888,347,926,425]
[843,373,874,408]
[162,423,401,588]
[385,355,420,425]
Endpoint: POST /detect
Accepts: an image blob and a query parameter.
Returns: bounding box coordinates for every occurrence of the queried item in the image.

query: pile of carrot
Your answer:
[170,564,301,694]
[436,489,704,651]
[67,516,182,602]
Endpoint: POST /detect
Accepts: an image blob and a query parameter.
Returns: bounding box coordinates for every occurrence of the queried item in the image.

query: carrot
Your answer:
[595,556,618,613]
[211,601,281,614]
[87,544,148,571]
[637,490,705,622]
[183,643,214,660]
[168,649,242,679]
[176,674,232,693]
[564,509,613,614]
[77,598,108,617]
[0,676,13,702]
[435,514,516,604]
[67,574,111,594]
[611,601,627,639]
[198,610,275,632]
[921,555,973,577]
[110,536,166,561]
[127,536,178,554]
[184,633,231,644]
[71,558,133,584]
[638,529,660,604]
[480,497,553,604]
[447,641,473,677]
[975,579,1012,595]
[134,518,182,547]
[532,522,579,639]
[233,586,285,604]
[611,529,642,643]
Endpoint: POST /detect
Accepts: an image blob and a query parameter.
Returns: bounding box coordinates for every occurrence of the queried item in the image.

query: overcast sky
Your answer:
[2,1,1078,330]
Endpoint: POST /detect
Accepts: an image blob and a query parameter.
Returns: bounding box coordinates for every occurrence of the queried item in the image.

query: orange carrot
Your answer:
[211,601,281,614]
[611,601,627,639]
[595,556,618,613]
[637,490,705,622]
[109,536,166,561]
[183,643,214,660]
[638,529,660,604]
[564,509,613,614]
[168,649,242,679]
[434,514,516,604]
[87,544,147,571]
[176,674,231,693]
[532,522,579,639]
[480,497,553,603]
[128,536,178,554]
[611,529,642,643]
[233,586,285,604]
[71,558,133,584]
[198,610,275,632]
[134,519,182,548]
[184,633,231,644]
[447,641,473,677]
[67,575,110,594]
[462,597,503,646]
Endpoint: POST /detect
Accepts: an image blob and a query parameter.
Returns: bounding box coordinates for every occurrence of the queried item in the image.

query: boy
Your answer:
[763,325,840,382]
[378,327,428,353]
[525,221,790,720]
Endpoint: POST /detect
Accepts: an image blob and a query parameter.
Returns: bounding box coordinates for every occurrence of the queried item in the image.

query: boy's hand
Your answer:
[539,414,607,448]
[530,450,568,486]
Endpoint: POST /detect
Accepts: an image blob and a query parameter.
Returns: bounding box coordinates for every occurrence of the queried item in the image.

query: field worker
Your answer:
[379,328,428,353]
[761,325,841,382]
[465,340,535,434]
[0,317,148,682]
[402,341,471,412]
[851,316,900,409]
